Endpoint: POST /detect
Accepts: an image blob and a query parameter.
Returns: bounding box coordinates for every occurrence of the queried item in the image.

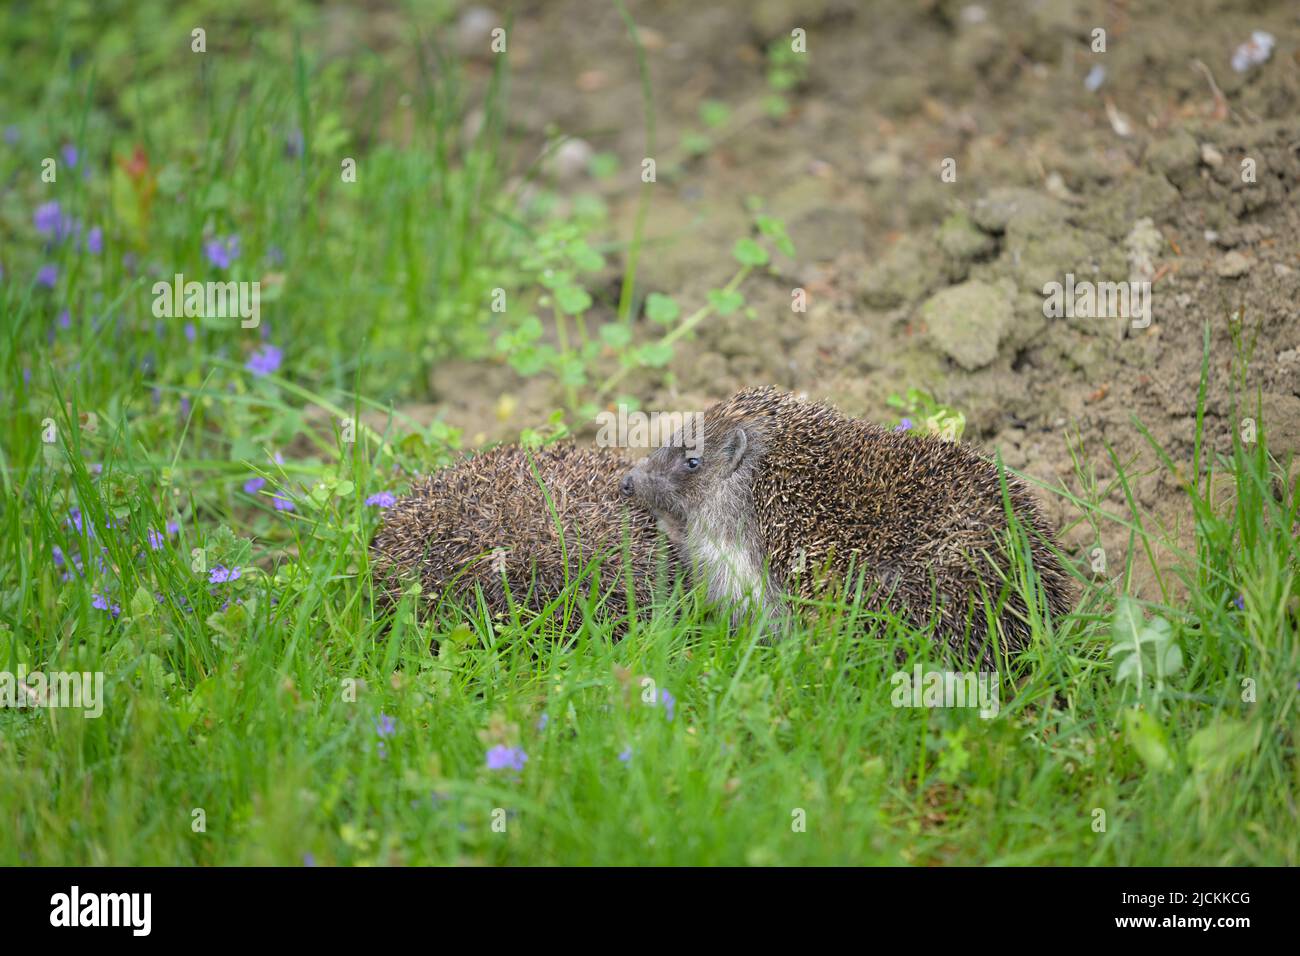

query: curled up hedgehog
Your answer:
[371,444,678,628]
[620,386,1075,664]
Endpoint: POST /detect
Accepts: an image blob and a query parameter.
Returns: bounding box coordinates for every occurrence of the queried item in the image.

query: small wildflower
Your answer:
[184,322,196,343]
[33,201,70,238]
[52,545,65,567]
[66,508,91,537]
[365,492,396,508]
[273,494,295,512]
[204,234,241,270]
[1234,594,1245,611]
[35,264,58,288]
[57,309,71,329]
[303,852,317,867]
[91,593,121,618]
[536,713,550,732]
[1232,31,1275,73]
[618,747,633,763]
[61,144,78,168]
[86,226,103,255]
[246,344,283,377]
[166,520,180,536]
[243,476,266,495]
[209,565,242,584]
[146,528,164,551]
[60,551,85,582]
[376,713,396,738]
[659,688,676,722]
[486,745,528,772]
[894,418,914,433]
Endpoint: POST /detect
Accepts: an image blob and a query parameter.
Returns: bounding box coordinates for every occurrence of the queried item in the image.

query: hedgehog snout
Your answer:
[620,472,635,497]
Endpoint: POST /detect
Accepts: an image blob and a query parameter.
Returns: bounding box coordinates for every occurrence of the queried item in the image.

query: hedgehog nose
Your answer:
[620,473,635,497]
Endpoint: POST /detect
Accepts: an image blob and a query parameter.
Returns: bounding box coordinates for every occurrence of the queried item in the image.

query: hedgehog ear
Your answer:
[722,426,748,476]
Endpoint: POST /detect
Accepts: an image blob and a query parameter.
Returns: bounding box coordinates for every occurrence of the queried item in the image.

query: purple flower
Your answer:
[86,226,103,255]
[246,344,282,377]
[1234,594,1245,611]
[486,745,528,772]
[243,476,266,495]
[91,593,120,617]
[179,396,191,418]
[166,520,180,536]
[376,713,396,738]
[365,492,396,508]
[60,551,85,581]
[536,713,549,732]
[272,494,295,512]
[284,129,304,159]
[146,528,164,551]
[34,201,69,238]
[66,508,92,537]
[618,747,633,763]
[894,418,914,433]
[3,126,18,144]
[204,234,240,270]
[35,264,58,288]
[658,688,676,722]
[52,545,65,567]
[62,144,78,168]
[184,323,196,343]
[303,852,317,867]
[57,309,71,329]
[209,565,242,584]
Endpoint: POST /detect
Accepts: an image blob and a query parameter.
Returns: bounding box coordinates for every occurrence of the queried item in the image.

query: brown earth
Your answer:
[412,0,1300,599]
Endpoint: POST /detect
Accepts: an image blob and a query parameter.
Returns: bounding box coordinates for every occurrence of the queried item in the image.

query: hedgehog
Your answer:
[372,444,678,628]
[620,386,1075,664]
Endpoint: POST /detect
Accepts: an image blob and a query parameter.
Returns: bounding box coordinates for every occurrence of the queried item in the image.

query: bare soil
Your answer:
[428,0,1300,597]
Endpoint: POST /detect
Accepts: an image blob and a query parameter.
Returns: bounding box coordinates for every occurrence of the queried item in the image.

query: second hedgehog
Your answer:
[621,387,1074,663]
[372,444,676,626]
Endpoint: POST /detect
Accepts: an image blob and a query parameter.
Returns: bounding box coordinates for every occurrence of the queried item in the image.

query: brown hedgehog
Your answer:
[372,444,676,627]
[620,386,1075,663]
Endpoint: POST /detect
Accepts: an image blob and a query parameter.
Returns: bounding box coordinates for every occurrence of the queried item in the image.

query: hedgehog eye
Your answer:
[685,457,701,471]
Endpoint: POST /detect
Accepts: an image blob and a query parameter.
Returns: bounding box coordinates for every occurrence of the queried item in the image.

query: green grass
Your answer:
[2,2,1297,866]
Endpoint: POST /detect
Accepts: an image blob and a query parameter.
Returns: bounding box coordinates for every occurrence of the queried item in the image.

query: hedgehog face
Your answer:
[621,421,752,546]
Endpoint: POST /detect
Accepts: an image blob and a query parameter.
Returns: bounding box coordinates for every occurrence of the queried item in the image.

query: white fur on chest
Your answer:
[687,518,765,604]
